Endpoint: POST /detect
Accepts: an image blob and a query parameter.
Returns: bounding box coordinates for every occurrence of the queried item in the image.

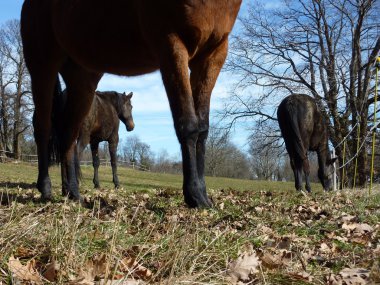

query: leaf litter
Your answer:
[0,183,379,284]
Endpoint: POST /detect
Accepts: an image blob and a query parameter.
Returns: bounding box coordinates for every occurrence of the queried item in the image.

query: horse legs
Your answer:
[160,34,211,208]
[90,141,100,189]
[189,38,229,202]
[108,139,120,188]
[31,73,59,200]
[303,158,312,192]
[60,60,101,199]
[290,158,303,191]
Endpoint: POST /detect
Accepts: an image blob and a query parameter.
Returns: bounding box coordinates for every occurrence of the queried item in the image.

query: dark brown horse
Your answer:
[277,94,337,192]
[21,0,242,207]
[75,91,134,189]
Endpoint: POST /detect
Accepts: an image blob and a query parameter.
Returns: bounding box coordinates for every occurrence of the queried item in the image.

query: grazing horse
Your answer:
[277,94,337,192]
[75,91,134,189]
[21,0,242,207]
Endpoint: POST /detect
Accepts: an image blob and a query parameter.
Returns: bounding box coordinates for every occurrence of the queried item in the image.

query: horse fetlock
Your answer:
[113,178,119,188]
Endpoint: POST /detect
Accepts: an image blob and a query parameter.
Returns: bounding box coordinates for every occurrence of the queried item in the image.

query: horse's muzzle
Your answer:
[126,121,135,132]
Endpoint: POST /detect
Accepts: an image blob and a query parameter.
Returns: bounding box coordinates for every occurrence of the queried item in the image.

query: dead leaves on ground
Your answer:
[2,187,380,284]
[8,253,151,285]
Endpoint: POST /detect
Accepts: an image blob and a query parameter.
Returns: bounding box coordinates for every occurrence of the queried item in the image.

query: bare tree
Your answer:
[224,0,380,187]
[205,126,251,179]
[0,19,32,159]
[205,126,230,176]
[248,123,284,180]
[122,135,153,170]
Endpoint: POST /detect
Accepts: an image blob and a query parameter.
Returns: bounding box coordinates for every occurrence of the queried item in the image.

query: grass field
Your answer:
[0,162,379,284]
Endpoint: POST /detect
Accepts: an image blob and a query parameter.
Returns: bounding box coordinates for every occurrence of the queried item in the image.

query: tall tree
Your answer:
[224,0,380,187]
[0,19,32,159]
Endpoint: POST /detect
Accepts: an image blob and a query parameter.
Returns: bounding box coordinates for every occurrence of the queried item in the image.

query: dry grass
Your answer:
[0,162,379,284]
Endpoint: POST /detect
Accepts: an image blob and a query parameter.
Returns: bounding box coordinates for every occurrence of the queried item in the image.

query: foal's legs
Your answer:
[59,60,101,199]
[189,38,229,201]
[160,34,211,208]
[108,138,120,188]
[90,141,101,189]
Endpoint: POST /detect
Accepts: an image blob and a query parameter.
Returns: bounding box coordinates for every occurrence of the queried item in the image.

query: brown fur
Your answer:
[21,0,242,207]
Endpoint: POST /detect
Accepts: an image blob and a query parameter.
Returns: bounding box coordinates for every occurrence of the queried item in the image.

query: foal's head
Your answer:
[118,92,134,132]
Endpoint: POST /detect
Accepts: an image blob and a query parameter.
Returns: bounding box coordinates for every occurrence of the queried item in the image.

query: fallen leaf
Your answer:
[342,223,373,235]
[70,254,108,285]
[327,267,370,285]
[227,251,261,283]
[8,256,42,284]
[288,271,313,282]
[120,257,152,280]
[320,243,331,253]
[42,259,60,282]
[260,252,282,269]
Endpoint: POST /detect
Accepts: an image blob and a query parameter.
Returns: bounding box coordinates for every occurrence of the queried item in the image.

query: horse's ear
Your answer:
[127,92,133,99]
[328,157,338,165]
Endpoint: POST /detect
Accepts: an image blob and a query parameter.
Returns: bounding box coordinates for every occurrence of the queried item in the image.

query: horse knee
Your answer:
[175,117,199,143]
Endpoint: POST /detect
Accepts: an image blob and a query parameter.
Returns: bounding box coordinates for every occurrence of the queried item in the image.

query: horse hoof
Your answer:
[37,180,52,201]
[184,193,213,208]
[69,193,82,202]
[40,193,53,202]
[94,184,100,189]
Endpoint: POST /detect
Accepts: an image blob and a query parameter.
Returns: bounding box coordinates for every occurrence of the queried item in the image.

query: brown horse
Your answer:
[21,0,242,207]
[75,91,134,189]
[277,94,337,192]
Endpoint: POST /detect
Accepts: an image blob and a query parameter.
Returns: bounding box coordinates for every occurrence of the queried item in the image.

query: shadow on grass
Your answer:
[0,191,41,205]
[0,181,36,189]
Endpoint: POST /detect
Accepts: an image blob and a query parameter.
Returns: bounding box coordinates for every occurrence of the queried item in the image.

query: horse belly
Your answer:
[51,0,159,75]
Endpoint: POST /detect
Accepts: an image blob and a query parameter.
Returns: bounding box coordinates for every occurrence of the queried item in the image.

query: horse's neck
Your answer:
[317,143,329,168]
[96,92,120,115]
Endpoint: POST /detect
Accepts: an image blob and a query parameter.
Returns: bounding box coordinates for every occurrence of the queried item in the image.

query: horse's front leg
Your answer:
[190,38,229,201]
[160,34,211,208]
[31,74,59,200]
[108,139,120,189]
[60,60,101,200]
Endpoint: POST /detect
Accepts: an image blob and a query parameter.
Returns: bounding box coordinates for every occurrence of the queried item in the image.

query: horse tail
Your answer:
[287,109,307,161]
[278,99,307,162]
[48,76,65,165]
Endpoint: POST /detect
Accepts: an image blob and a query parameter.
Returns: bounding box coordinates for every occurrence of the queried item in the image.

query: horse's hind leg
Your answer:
[291,158,303,191]
[60,60,101,199]
[189,38,229,204]
[303,158,312,192]
[160,34,211,208]
[108,138,120,189]
[90,141,100,189]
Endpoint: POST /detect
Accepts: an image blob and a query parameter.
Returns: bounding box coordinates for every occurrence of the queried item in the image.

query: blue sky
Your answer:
[0,0,250,159]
